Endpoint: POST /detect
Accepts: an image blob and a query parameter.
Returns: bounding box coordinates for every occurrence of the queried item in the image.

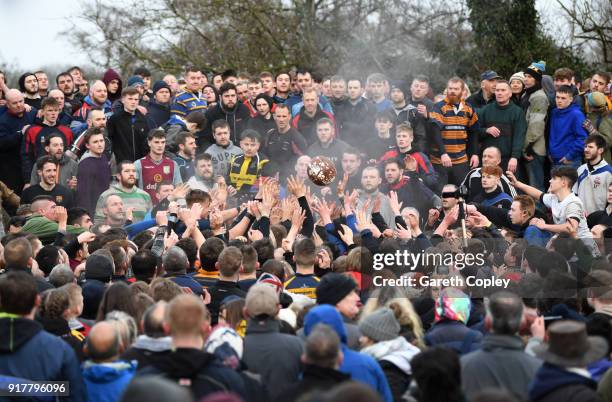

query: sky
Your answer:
[0,0,568,72]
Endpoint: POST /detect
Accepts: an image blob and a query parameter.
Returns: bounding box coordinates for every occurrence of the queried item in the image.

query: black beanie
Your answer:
[316,273,357,306]
[254,93,274,110]
[85,254,114,283]
[18,72,36,93]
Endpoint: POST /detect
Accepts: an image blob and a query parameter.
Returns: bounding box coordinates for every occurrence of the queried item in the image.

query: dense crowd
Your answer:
[0,60,611,402]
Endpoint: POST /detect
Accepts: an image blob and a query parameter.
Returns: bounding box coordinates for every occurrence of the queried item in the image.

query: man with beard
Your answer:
[134,129,182,203]
[379,124,439,192]
[67,109,113,162]
[203,82,250,145]
[35,71,49,98]
[429,77,480,186]
[357,166,395,228]
[273,72,292,104]
[22,97,74,183]
[48,89,74,126]
[408,76,436,153]
[520,61,549,191]
[186,153,216,192]
[574,134,612,216]
[292,87,336,146]
[18,72,41,109]
[107,87,152,163]
[0,89,37,191]
[477,80,526,172]
[72,81,112,135]
[380,158,437,220]
[148,80,172,128]
[21,156,75,208]
[171,66,207,118]
[95,161,152,223]
[204,120,243,178]
[173,131,196,181]
[306,118,350,173]
[29,134,78,191]
[426,184,461,231]
[101,194,128,227]
[77,128,112,216]
[263,104,307,180]
[56,71,82,113]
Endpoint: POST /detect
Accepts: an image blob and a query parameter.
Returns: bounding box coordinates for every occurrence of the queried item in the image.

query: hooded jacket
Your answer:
[203,102,251,145]
[82,360,136,402]
[137,347,249,401]
[121,335,172,371]
[529,362,602,402]
[0,315,86,402]
[72,95,112,123]
[102,69,123,103]
[548,104,588,163]
[303,305,393,402]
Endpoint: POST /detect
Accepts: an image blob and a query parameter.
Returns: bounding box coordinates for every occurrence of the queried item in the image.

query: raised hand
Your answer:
[389,191,403,216]
[338,224,354,246]
[287,175,306,198]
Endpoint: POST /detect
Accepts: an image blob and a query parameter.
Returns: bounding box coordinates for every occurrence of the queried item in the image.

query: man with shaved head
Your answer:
[460,146,517,202]
[82,321,136,402]
[71,80,112,135]
[0,89,37,191]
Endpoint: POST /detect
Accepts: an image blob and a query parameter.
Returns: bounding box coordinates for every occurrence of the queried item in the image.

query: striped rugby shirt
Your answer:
[429,99,480,165]
[171,90,207,116]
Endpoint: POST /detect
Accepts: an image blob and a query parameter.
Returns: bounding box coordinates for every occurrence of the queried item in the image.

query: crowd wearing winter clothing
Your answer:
[0,61,611,402]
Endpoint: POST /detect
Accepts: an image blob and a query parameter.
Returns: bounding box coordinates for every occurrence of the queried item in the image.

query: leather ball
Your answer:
[307,156,337,186]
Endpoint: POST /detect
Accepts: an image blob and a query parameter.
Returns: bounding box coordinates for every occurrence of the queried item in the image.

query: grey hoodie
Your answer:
[204,142,243,178]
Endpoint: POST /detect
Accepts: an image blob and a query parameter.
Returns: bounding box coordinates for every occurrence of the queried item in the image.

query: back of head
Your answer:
[0,271,38,315]
[85,321,121,362]
[245,283,279,319]
[326,381,383,402]
[240,245,258,275]
[143,301,167,338]
[199,237,225,272]
[166,294,209,337]
[410,347,462,402]
[150,278,183,302]
[218,246,243,278]
[40,288,70,320]
[305,323,341,368]
[261,259,286,282]
[3,238,33,269]
[487,291,523,335]
[162,246,189,275]
[131,249,158,282]
[48,264,75,287]
[35,245,59,277]
[294,238,316,267]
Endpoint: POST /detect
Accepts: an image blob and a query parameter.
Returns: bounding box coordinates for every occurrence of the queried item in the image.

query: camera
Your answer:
[441,184,469,199]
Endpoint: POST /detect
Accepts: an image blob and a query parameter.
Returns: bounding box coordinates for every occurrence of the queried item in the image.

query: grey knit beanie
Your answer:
[358,307,401,342]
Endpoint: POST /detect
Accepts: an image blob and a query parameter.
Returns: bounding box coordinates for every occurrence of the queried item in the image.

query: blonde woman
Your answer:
[362,286,425,349]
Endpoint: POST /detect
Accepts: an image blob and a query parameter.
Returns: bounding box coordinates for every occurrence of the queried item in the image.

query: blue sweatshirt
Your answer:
[548,104,588,163]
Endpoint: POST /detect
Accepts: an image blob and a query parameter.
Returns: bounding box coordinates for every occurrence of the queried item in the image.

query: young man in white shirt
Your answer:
[574,134,612,216]
[507,166,592,240]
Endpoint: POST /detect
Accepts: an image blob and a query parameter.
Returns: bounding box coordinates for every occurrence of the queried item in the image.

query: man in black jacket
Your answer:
[274,324,349,402]
[203,83,251,145]
[136,294,249,400]
[107,87,152,162]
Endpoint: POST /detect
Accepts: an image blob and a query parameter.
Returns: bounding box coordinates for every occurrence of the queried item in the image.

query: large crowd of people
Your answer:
[0,60,611,402]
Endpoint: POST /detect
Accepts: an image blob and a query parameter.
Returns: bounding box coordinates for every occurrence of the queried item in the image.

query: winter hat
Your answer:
[152,80,170,95]
[434,287,471,324]
[127,75,145,88]
[254,93,274,110]
[390,81,407,97]
[204,327,243,369]
[84,254,114,283]
[315,273,357,306]
[509,72,525,85]
[18,72,36,93]
[359,307,401,342]
[587,92,607,109]
[256,272,283,295]
[524,61,546,82]
[245,283,279,318]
